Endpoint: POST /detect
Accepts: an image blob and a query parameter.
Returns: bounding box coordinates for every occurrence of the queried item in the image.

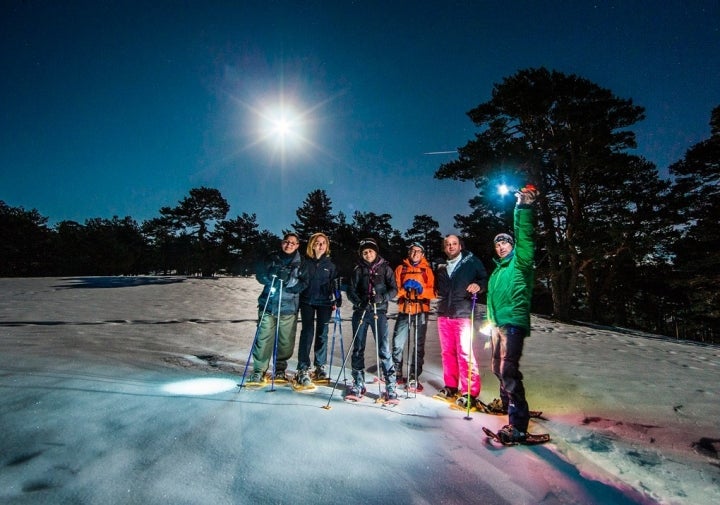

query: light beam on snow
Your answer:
[479,322,493,336]
[162,378,237,396]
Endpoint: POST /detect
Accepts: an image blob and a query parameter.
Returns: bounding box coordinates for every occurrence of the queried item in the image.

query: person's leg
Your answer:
[297,303,314,370]
[313,305,333,367]
[411,311,429,378]
[274,313,298,375]
[500,325,529,432]
[350,309,369,375]
[391,312,410,378]
[456,318,481,397]
[251,311,276,374]
[437,316,459,389]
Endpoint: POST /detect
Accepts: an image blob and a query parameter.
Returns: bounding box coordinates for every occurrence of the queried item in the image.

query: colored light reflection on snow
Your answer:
[162,378,237,396]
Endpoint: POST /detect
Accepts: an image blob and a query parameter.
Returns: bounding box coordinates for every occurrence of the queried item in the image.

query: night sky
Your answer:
[2,1,719,235]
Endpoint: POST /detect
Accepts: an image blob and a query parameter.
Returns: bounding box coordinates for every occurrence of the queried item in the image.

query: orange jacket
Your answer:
[395,256,436,315]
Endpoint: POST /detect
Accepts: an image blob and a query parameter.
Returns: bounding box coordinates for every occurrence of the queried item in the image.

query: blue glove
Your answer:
[403,279,423,295]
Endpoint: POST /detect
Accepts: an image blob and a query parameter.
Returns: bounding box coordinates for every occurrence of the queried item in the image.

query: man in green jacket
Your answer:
[485,185,539,444]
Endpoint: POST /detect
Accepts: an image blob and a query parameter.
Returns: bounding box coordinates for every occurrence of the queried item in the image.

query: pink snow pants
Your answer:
[437,316,481,396]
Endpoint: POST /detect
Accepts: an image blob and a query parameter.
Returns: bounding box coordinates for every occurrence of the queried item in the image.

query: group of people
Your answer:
[246,186,540,444]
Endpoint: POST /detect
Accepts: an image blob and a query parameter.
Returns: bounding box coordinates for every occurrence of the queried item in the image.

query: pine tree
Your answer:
[435,67,668,322]
[292,189,336,240]
[667,105,720,342]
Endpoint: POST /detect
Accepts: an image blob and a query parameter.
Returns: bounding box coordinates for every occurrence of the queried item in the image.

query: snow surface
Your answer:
[0,276,718,505]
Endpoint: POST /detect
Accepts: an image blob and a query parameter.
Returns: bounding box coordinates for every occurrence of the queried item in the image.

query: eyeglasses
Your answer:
[282,240,299,246]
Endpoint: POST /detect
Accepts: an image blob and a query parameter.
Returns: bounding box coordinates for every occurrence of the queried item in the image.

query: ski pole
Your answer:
[372,298,383,399]
[404,312,411,399]
[269,278,284,392]
[323,306,367,410]
[412,304,419,399]
[465,292,477,420]
[404,288,415,399]
[329,306,346,383]
[239,275,276,389]
[338,308,346,383]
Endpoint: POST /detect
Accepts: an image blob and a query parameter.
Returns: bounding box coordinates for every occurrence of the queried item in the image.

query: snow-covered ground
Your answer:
[0,276,718,505]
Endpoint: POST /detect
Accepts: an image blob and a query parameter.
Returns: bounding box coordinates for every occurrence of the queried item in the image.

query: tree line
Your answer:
[2,68,717,344]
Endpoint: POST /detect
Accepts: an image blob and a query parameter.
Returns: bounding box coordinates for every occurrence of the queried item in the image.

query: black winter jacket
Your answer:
[435,251,488,318]
[347,257,397,312]
[300,254,341,307]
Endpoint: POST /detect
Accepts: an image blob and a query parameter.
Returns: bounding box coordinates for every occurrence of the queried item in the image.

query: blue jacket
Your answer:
[256,250,308,316]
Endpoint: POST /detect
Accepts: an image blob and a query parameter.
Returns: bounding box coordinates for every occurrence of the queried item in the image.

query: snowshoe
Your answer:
[241,371,267,388]
[313,365,329,383]
[291,369,316,391]
[344,382,366,402]
[482,425,550,446]
[477,398,544,419]
[272,371,289,383]
[406,379,424,393]
[377,383,400,406]
[432,386,458,403]
[450,394,479,412]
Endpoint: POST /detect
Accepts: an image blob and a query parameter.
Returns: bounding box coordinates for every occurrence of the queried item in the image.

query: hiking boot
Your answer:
[485,398,507,414]
[296,369,313,387]
[272,370,288,382]
[248,371,265,384]
[314,365,328,381]
[455,395,477,408]
[347,380,366,397]
[386,383,398,401]
[407,379,424,392]
[435,386,458,400]
[497,424,526,444]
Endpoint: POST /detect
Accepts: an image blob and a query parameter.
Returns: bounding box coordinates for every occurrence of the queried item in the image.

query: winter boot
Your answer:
[272,370,289,382]
[348,370,366,397]
[248,371,266,384]
[435,386,458,400]
[497,424,527,444]
[314,365,329,381]
[295,369,313,388]
[385,373,398,401]
[479,397,507,415]
[407,375,424,392]
[455,394,477,410]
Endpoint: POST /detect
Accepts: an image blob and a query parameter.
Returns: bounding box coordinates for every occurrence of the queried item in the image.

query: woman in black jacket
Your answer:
[296,233,341,387]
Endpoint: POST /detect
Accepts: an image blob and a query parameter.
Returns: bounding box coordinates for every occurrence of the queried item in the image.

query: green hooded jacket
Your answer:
[486,205,535,334]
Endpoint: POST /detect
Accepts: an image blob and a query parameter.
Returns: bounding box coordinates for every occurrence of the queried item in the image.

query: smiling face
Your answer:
[281,235,300,254]
[312,235,328,258]
[494,239,513,259]
[443,235,462,260]
[408,246,424,263]
[361,248,377,263]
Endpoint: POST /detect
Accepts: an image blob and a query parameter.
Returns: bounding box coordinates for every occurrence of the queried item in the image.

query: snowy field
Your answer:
[0,276,718,505]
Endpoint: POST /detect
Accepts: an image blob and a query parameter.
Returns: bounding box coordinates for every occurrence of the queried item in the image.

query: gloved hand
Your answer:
[333,290,342,308]
[372,292,386,304]
[516,184,539,205]
[403,279,423,295]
